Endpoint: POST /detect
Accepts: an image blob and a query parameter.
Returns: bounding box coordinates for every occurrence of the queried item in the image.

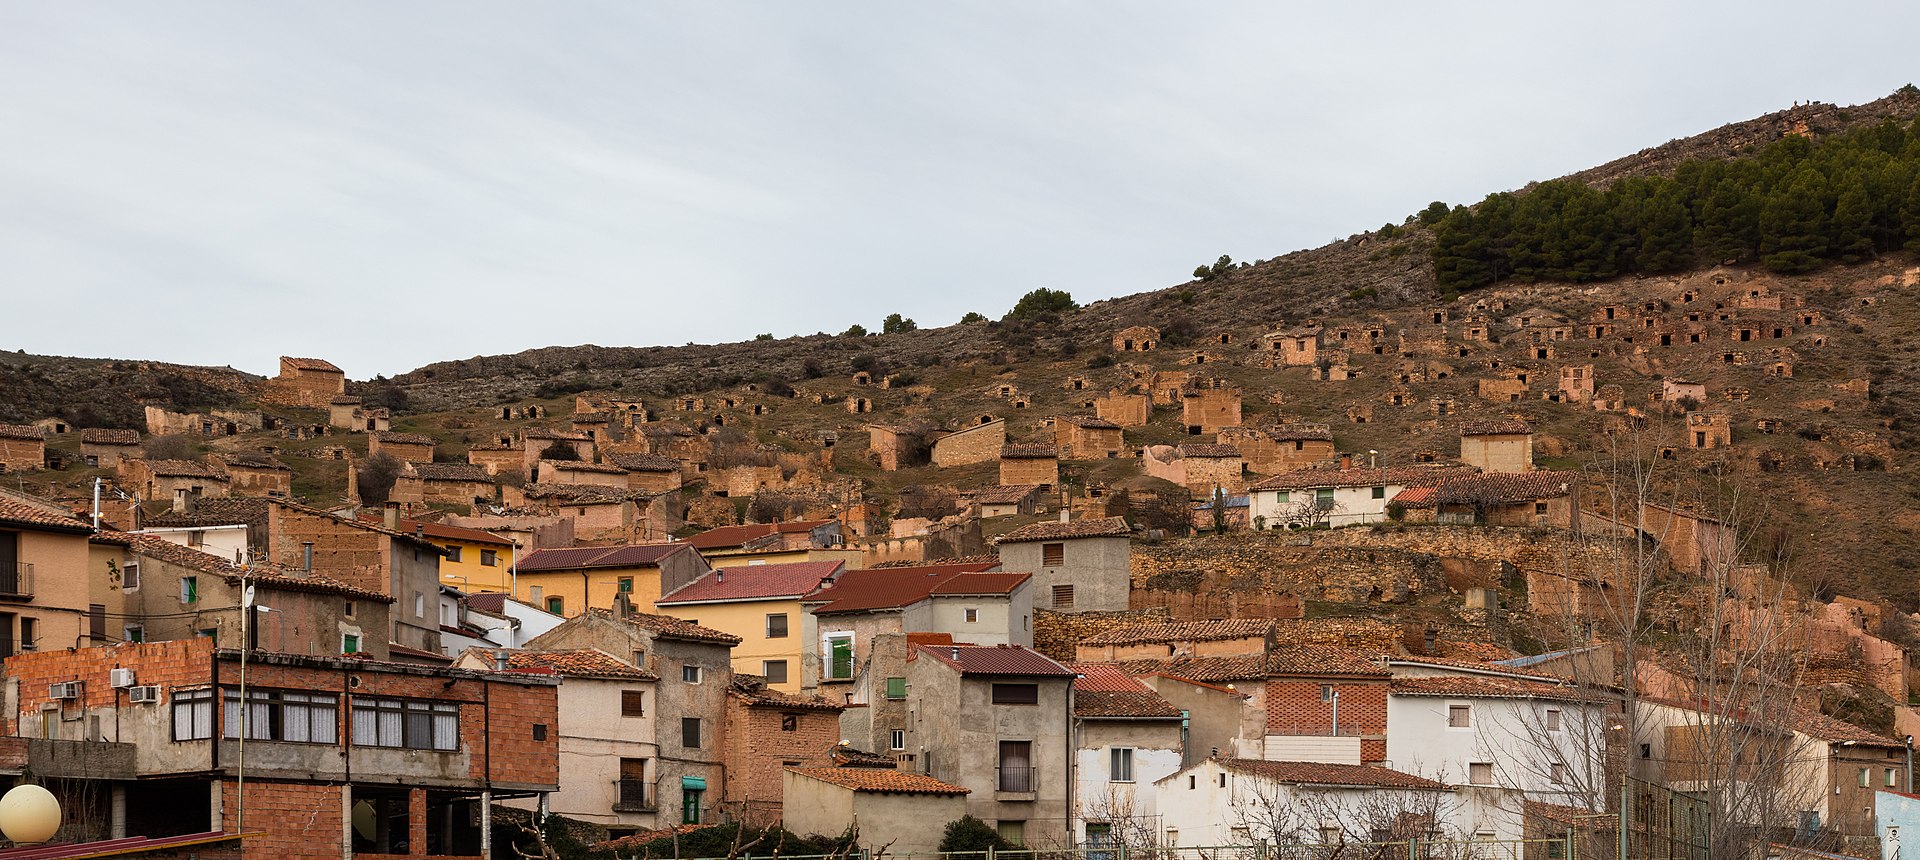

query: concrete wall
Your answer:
[1460,434,1532,473]
[1384,693,1602,804]
[999,536,1129,613]
[1074,719,1183,842]
[780,771,965,854]
[907,658,1074,846]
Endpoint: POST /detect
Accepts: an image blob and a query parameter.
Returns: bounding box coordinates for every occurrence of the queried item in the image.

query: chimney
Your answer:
[415,524,425,539]
[302,541,314,572]
[383,501,400,532]
[1339,453,1352,471]
[1058,507,1070,524]
[172,488,188,514]
[494,649,510,672]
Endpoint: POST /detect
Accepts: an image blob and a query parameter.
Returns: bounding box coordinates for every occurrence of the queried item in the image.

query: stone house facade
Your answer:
[1054,416,1126,460]
[1093,392,1152,427]
[0,425,46,473]
[932,418,1006,468]
[78,428,141,468]
[1000,444,1060,487]
[263,356,348,407]
[1180,389,1242,435]
[995,517,1131,613]
[1459,421,1534,473]
[369,431,436,464]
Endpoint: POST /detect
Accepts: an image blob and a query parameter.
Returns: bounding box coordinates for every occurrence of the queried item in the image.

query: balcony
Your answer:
[0,562,33,601]
[996,766,1037,800]
[613,778,656,812]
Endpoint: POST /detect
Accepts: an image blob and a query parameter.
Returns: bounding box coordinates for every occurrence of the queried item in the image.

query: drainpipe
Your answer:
[1066,676,1077,847]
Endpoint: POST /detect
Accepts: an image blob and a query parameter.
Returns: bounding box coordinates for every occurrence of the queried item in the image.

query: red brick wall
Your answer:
[5,639,216,733]
[221,779,343,860]
[481,677,561,787]
[1265,679,1388,762]
[722,698,840,824]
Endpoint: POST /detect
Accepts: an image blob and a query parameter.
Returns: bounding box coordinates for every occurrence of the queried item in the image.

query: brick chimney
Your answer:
[1339,453,1352,471]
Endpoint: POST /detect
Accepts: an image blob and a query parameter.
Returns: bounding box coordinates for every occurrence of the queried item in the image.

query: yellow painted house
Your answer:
[653,560,843,693]
[375,517,519,593]
[513,543,710,617]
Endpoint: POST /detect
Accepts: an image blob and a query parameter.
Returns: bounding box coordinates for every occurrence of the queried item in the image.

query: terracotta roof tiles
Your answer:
[0,425,45,441]
[542,459,629,474]
[913,643,1077,677]
[1213,758,1448,790]
[1265,646,1391,677]
[1001,443,1059,459]
[1069,663,1183,718]
[785,767,971,795]
[995,516,1130,544]
[0,494,94,532]
[1180,444,1242,458]
[585,608,742,645]
[519,543,687,572]
[79,428,141,445]
[372,431,437,446]
[1460,419,1533,436]
[1391,471,1580,507]
[1389,676,1588,703]
[497,648,656,681]
[729,676,843,712]
[407,462,492,483]
[656,561,843,605]
[106,530,392,602]
[1111,655,1269,683]
[684,520,835,550]
[805,563,1005,614]
[1249,466,1474,492]
[606,453,681,472]
[281,357,343,373]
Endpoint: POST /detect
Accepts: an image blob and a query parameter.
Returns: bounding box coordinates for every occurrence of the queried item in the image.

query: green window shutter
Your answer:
[829,638,854,679]
[885,677,906,699]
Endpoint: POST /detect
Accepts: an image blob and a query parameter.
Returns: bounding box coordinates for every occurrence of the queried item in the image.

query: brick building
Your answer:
[1263,646,1392,763]
[1221,424,1335,475]
[1179,389,1243,436]
[390,461,497,510]
[995,517,1130,613]
[1053,416,1125,460]
[264,356,348,408]
[720,675,843,825]
[211,453,294,498]
[119,458,232,504]
[1459,420,1534,473]
[2,637,558,856]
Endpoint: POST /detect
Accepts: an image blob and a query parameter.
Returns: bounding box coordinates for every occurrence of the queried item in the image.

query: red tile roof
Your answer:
[519,482,647,503]
[1460,420,1533,436]
[518,543,687,571]
[106,530,393,602]
[379,517,514,547]
[80,428,141,445]
[543,459,629,474]
[1266,646,1391,677]
[684,520,835,550]
[1390,471,1580,507]
[1001,443,1059,459]
[656,561,843,605]
[0,425,45,441]
[0,494,94,533]
[1180,444,1242,458]
[1214,758,1448,790]
[1070,663,1183,718]
[498,648,656,680]
[1389,676,1588,703]
[585,607,743,645]
[729,676,843,712]
[913,643,1077,677]
[966,485,1044,505]
[1249,465,1474,492]
[1081,619,1274,647]
[607,453,681,472]
[144,459,226,479]
[1385,655,1549,679]
[786,767,970,795]
[1112,655,1269,683]
[1792,708,1902,746]
[995,516,1130,544]
[406,462,492,483]
[929,572,1031,596]
[806,563,1004,615]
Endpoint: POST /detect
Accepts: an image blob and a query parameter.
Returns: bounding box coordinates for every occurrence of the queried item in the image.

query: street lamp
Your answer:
[0,784,61,844]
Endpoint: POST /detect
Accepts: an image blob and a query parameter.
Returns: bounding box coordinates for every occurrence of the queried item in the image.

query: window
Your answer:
[1319,826,1342,845]
[225,689,339,743]
[172,688,214,740]
[1320,685,1334,702]
[992,683,1039,705]
[683,786,703,824]
[1164,829,1178,847]
[890,729,906,750]
[1041,543,1065,567]
[964,608,978,623]
[780,714,798,732]
[1110,747,1134,782]
[1448,704,1471,728]
[1550,762,1567,784]
[344,601,354,618]
[683,665,702,684]
[1890,768,1901,788]
[546,596,564,615]
[825,634,854,680]
[123,625,144,644]
[351,697,458,750]
[1219,772,1227,787]
[181,576,198,604]
[1274,491,1291,503]
[480,550,498,566]
[1544,708,1562,731]
[1052,585,1074,609]
[681,717,702,748]
[618,577,633,593]
[998,740,1033,791]
[885,677,907,700]
[445,546,462,563]
[1371,486,1386,499]
[122,562,140,592]
[1860,767,1871,787]
[763,660,788,684]
[1640,743,1651,759]
[1469,762,1494,785]
[1535,502,1549,515]
[342,634,361,655]
[1188,775,1196,790]
[532,723,547,741]
[414,592,425,618]
[766,613,789,638]
[1087,823,1113,849]
[997,820,1025,846]
[621,690,646,717]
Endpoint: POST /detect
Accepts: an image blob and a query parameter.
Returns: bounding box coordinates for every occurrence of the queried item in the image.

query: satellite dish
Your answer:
[243,585,257,608]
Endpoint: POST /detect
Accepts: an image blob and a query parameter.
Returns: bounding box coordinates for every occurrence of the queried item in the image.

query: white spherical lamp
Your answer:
[0,784,61,844]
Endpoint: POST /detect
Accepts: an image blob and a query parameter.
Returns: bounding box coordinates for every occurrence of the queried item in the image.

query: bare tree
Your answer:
[355,452,403,505]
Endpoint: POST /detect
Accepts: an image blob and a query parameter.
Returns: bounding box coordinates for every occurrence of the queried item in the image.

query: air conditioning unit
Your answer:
[48,682,80,700]
[110,668,136,688]
[129,686,161,704]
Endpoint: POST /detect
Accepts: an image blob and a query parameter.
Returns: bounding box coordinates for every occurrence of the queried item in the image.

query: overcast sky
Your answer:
[3,2,1916,379]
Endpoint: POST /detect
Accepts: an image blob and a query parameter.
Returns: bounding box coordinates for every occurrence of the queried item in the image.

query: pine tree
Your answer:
[1828,183,1876,264]
[1759,169,1830,273]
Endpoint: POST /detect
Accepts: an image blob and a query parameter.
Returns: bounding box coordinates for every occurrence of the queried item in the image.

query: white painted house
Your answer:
[1070,664,1187,848]
[1382,658,1608,809]
[1154,757,1523,846]
[1246,466,1471,529]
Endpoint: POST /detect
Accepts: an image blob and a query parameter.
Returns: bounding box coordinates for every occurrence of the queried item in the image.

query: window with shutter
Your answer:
[1052,585,1074,609]
[826,634,855,680]
[621,690,646,717]
[1041,543,1065,566]
[885,677,907,700]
